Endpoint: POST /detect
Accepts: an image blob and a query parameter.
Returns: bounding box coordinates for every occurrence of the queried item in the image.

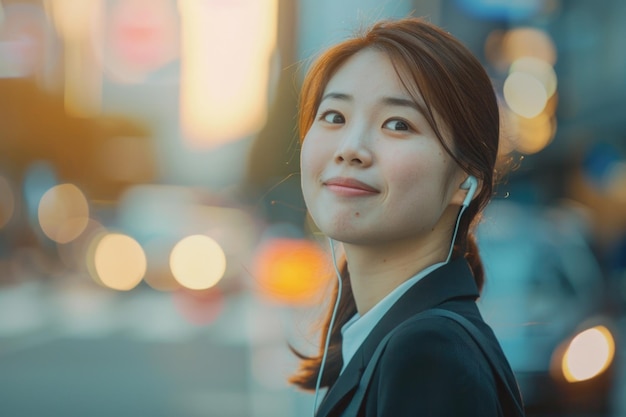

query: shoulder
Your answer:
[371,314,501,416]
[381,314,484,376]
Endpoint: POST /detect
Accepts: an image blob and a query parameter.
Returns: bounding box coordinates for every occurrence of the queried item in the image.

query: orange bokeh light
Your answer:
[252,238,332,306]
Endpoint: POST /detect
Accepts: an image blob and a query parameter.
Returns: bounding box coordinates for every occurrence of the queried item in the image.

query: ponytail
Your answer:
[453,200,487,292]
[464,233,485,292]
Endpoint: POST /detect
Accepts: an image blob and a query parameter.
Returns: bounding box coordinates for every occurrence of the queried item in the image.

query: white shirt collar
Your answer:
[340,261,446,373]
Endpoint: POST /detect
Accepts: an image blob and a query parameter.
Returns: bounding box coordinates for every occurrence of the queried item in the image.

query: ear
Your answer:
[450,175,482,207]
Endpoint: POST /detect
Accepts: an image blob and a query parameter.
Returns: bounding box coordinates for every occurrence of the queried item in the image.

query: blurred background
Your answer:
[0,0,625,416]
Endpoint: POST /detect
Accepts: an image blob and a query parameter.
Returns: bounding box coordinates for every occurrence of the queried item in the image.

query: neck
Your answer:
[344,234,449,316]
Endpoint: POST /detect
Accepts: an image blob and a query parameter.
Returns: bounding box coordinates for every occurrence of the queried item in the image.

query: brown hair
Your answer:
[291,17,499,390]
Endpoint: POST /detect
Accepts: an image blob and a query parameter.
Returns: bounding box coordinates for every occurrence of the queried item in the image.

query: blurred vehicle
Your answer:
[476,200,618,415]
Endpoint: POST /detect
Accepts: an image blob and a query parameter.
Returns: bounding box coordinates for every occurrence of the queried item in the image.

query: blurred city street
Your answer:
[0,280,315,417]
[0,280,624,417]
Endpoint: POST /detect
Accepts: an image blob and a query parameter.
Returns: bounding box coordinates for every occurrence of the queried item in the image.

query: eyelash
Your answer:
[318,110,344,124]
[383,118,414,132]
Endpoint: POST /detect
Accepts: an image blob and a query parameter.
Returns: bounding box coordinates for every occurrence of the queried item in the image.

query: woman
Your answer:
[290,17,524,417]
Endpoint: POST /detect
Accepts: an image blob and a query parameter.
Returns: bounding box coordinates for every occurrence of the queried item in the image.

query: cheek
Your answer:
[385,149,428,185]
[300,129,331,177]
[300,138,317,181]
[300,134,326,199]
[384,148,450,201]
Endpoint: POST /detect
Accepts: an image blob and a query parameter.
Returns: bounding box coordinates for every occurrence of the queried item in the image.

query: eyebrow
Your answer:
[320,92,421,113]
[382,96,421,113]
[321,92,351,102]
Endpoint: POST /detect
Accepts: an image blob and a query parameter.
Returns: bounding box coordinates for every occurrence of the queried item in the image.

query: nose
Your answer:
[333,125,373,167]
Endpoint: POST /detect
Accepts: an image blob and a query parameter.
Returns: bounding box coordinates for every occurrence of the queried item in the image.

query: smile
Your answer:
[323,177,380,196]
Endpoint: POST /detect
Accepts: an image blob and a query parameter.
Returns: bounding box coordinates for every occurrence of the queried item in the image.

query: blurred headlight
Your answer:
[560,326,615,382]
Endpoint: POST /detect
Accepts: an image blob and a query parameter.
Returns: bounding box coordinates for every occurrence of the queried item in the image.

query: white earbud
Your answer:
[444,175,477,263]
[460,175,478,208]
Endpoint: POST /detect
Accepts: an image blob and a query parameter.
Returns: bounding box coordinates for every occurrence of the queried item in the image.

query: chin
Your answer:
[323,228,378,246]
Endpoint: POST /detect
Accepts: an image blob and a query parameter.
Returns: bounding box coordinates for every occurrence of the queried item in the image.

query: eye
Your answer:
[383,119,412,131]
[320,111,345,124]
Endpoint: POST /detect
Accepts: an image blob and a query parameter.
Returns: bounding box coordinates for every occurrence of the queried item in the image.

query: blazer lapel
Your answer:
[315,349,365,417]
[315,258,479,416]
[359,258,479,360]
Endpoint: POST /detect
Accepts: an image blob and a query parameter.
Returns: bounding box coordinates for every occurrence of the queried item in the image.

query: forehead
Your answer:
[323,49,418,101]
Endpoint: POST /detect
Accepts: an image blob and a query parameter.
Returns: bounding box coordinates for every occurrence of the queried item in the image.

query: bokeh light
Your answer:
[562,326,615,382]
[252,238,332,306]
[170,234,227,290]
[503,71,548,118]
[0,176,16,228]
[38,183,89,243]
[514,112,557,154]
[510,56,557,98]
[45,0,103,116]
[488,25,558,156]
[92,232,147,291]
[45,0,101,41]
[502,27,557,66]
[178,0,278,147]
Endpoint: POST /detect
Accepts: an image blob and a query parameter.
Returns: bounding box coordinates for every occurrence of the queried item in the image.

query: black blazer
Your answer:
[314,258,521,417]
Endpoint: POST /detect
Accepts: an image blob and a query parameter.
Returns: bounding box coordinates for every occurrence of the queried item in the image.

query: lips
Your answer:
[323,177,380,194]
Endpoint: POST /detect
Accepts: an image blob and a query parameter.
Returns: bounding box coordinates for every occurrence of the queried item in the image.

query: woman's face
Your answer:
[300,49,466,247]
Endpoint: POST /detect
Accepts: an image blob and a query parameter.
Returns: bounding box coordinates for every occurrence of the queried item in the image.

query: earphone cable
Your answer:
[312,238,343,416]
[445,205,467,264]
